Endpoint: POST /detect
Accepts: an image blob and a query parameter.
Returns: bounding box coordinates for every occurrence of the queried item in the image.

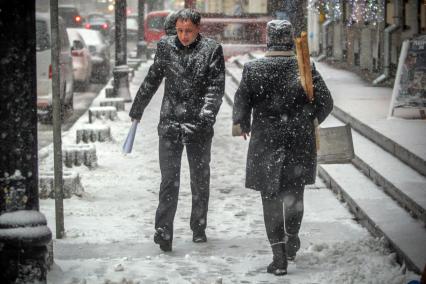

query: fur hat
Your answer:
[267,20,295,51]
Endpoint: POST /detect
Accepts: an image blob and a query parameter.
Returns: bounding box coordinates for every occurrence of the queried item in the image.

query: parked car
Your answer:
[85,13,112,40]
[69,28,111,83]
[36,12,74,122]
[66,28,93,90]
[58,5,83,27]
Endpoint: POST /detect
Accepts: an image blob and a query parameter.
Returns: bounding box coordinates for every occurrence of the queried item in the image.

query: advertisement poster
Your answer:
[389,35,426,117]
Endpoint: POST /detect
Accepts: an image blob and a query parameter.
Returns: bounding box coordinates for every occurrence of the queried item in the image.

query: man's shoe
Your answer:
[154,228,172,252]
[285,234,300,261]
[192,231,207,243]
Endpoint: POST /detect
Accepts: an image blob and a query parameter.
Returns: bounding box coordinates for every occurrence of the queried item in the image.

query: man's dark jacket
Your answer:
[130,35,225,143]
[232,53,333,194]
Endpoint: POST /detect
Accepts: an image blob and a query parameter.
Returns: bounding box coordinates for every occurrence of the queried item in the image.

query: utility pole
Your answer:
[136,0,148,61]
[0,0,52,282]
[113,0,132,102]
[51,0,65,240]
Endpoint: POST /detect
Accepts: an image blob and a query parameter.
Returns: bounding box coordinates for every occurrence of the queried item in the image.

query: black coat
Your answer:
[130,35,225,143]
[232,52,333,194]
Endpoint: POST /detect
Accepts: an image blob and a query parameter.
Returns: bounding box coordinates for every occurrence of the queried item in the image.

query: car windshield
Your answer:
[72,29,104,45]
[36,19,50,51]
[148,16,167,30]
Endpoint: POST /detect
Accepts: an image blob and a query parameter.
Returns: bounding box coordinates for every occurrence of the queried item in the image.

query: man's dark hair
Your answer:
[175,8,201,26]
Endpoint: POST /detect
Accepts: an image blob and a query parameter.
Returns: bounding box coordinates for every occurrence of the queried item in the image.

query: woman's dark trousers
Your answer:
[261,184,305,245]
[155,136,212,240]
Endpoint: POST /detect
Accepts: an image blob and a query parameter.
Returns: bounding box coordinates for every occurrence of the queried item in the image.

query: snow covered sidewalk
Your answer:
[38,61,418,284]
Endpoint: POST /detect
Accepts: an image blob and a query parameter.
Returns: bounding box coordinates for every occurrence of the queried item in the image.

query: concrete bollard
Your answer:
[99,98,125,111]
[0,211,52,283]
[38,171,84,199]
[105,87,114,98]
[88,106,117,123]
[76,125,111,144]
[62,144,97,168]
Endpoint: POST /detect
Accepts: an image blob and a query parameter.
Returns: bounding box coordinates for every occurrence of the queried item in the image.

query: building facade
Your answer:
[308,0,426,84]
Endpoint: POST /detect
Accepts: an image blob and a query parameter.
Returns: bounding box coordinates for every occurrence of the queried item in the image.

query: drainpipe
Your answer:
[317,19,333,61]
[373,0,401,85]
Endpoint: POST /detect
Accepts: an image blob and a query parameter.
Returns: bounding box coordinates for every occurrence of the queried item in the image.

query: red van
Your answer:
[144,10,170,54]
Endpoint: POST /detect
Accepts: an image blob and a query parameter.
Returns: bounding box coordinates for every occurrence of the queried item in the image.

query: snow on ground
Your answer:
[39,62,419,284]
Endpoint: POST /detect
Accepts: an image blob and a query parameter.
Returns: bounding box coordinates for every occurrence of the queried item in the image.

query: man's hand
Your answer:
[131,118,141,123]
[181,123,198,135]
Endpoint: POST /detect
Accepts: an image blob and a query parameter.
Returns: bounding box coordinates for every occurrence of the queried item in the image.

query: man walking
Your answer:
[129,9,225,252]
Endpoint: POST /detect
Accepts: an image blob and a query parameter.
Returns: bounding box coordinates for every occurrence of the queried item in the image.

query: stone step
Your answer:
[322,116,426,225]
[331,105,426,177]
[318,163,426,274]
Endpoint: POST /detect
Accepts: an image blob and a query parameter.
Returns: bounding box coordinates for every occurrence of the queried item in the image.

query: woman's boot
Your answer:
[285,233,300,261]
[267,242,287,276]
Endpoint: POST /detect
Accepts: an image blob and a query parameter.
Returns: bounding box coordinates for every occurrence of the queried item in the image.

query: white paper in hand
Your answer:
[122,121,139,154]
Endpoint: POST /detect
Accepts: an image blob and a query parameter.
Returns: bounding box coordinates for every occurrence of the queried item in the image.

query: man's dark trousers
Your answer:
[155,136,212,240]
